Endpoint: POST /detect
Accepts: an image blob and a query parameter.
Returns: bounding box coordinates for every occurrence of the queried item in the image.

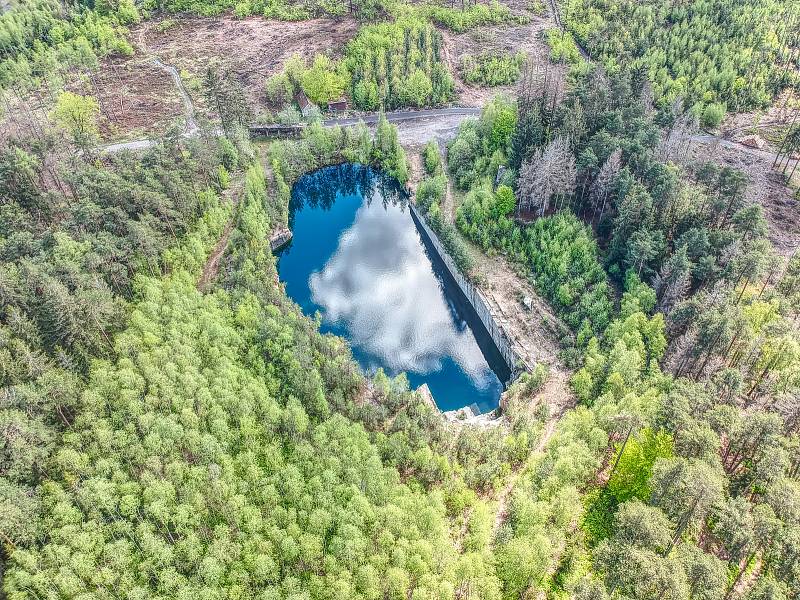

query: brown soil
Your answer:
[721,89,799,150]
[198,217,235,292]
[441,13,563,107]
[139,15,359,118]
[474,253,572,372]
[88,57,184,141]
[197,178,244,292]
[689,139,800,256]
[61,15,360,143]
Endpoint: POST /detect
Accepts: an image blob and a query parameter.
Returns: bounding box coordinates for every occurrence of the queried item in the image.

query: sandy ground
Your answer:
[397,113,471,148]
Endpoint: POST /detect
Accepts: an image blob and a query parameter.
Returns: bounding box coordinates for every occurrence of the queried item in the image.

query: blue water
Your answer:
[277,164,507,413]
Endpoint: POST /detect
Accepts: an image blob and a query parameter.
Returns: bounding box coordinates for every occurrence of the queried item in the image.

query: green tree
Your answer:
[50,91,100,148]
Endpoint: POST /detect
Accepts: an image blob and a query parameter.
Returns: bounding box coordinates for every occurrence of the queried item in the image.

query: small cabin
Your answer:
[294,91,316,118]
[327,98,348,114]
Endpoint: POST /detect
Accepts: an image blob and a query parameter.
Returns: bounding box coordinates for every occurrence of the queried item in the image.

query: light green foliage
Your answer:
[460,52,525,87]
[562,0,800,114]
[4,270,457,598]
[0,135,236,585]
[154,0,384,20]
[546,28,582,64]
[582,428,674,544]
[345,15,455,110]
[268,117,408,223]
[423,198,475,275]
[372,113,409,183]
[49,91,100,148]
[265,71,295,105]
[416,173,447,213]
[266,53,347,107]
[217,164,230,189]
[301,54,349,105]
[415,140,474,275]
[422,140,442,175]
[620,270,657,318]
[0,0,136,91]
[494,185,515,217]
[608,429,674,503]
[701,102,726,129]
[422,1,525,33]
[448,95,516,189]
[276,104,301,124]
[527,0,547,16]
[496,535,552,597]
[594,501,690,600]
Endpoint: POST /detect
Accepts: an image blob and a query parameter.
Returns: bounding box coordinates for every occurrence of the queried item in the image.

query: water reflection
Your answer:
[311,197,494,384]
[278,164,503,412]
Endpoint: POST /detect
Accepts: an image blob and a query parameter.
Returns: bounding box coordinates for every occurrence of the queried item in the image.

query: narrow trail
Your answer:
[491,415,559,537]
[197,218,234,292]
[152,57,199,136]
[102,24,201,153]
[197,180,244,292]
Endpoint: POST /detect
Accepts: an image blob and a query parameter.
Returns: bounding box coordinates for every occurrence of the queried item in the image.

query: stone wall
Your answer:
[408,202,523,382]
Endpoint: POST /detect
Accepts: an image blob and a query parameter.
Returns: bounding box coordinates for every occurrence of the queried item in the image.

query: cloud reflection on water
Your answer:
[309,191,495,389]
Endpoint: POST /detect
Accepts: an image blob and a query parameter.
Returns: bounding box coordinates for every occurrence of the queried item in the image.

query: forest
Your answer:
[562,0,800,124]
[443,54,800,598]
[2,0,800,599]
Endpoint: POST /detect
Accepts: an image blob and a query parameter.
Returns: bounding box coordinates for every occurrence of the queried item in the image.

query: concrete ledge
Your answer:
[269,228,293,252]
[408,202,524,385]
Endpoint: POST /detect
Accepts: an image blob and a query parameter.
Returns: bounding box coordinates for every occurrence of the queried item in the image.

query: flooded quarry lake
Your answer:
[277,164,509,413]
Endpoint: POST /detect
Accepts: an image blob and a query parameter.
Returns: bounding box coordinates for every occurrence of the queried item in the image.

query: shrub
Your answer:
[423,141,442,175]
[546,28,582,64]
[424,1,525,32]
[460,52,525,87]
[417,174,447,212]
[701,102,726,129]
[344,16,455,109]
[276,105,301,124]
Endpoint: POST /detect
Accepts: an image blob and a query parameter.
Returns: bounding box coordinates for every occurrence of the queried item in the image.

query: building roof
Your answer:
[295,91,311,110]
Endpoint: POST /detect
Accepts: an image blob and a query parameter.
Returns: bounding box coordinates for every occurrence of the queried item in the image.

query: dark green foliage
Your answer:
[458,189,613,334]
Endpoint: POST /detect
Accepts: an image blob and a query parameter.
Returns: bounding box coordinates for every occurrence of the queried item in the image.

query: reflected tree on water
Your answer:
[289,164,407,228]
